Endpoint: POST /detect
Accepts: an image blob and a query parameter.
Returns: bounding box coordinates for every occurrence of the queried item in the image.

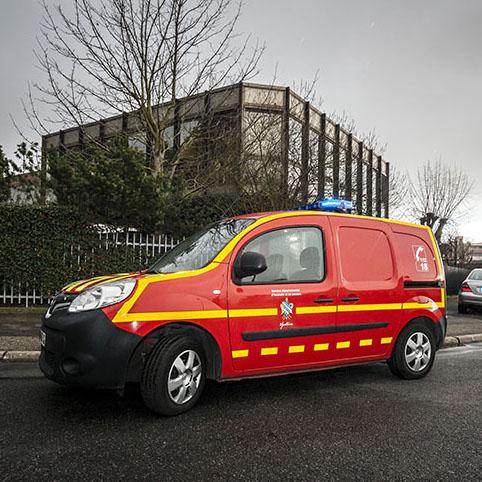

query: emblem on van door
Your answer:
[280,298,294,329]
[412,245,429,272]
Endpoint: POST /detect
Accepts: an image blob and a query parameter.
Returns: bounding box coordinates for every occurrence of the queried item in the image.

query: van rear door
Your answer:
[330,217,403,360]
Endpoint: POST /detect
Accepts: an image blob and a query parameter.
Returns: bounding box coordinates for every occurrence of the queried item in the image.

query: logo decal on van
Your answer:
[412,245,429,272]
[280,298,294,329]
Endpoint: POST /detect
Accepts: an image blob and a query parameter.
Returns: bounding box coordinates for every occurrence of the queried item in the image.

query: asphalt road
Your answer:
[1,344,481,482]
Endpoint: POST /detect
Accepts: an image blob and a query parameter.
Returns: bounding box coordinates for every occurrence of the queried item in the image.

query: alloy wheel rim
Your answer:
[405,332,431,372]
[167,350,202,405]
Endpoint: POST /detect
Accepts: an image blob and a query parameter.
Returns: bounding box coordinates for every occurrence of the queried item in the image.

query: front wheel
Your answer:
[388,321,436,380]
[141,335,206,416]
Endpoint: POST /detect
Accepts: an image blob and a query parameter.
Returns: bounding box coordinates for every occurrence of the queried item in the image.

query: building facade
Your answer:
[42,82,390,217]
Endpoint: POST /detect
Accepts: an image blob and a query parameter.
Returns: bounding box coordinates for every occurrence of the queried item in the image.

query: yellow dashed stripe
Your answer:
[232,350,249,358]
[314,343,329,351]
[261,347,278,356]
[233,336,396,360]
[288,345,305,353]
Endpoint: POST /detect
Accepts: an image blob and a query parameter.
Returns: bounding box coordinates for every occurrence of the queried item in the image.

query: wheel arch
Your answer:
[392,315,440,356]
[126,322,223,384]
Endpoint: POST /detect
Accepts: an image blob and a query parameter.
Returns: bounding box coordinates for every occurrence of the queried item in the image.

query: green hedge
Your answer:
[0,204,169,296]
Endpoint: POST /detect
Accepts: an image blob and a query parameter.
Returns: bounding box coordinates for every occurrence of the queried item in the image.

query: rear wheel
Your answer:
[458,302,468,314]
[141,335,206,416]
[388,321,436,380]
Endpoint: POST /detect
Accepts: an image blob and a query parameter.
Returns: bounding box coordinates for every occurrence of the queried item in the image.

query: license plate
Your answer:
[479,287,482,294]
[39,329,46,347]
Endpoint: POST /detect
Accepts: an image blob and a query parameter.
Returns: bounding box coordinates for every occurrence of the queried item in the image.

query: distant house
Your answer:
[42,82,390,217]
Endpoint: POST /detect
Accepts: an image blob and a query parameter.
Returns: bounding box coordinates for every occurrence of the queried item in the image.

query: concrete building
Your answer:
[467,241,482,264]
[42,82,390,216]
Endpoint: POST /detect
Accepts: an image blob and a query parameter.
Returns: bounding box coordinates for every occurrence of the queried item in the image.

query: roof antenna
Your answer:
[220,192,244,219]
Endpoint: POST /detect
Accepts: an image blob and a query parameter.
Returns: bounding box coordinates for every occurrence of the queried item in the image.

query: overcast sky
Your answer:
[1,0,481,239]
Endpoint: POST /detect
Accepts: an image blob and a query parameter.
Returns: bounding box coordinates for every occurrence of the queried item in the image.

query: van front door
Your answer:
[227,216,338,373]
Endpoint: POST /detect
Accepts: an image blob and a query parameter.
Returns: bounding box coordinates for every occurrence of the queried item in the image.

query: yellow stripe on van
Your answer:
[381,337,393,344]
[116,309,228,323]
[338,303,402,312]
[229,308,278,318]
[403,301,438,310]
[296,306,337,314]
[439,288,445,308]
[359,339,372,346]
[336,341,350,349]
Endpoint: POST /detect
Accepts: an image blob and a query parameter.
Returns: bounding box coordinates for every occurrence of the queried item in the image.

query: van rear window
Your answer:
[338,227,394,282]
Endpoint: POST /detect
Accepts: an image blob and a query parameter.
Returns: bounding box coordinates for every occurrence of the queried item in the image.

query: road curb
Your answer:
[442,337,460,348]
[1,335,481,361]
[442,333,482,348]
[1,351,40,362]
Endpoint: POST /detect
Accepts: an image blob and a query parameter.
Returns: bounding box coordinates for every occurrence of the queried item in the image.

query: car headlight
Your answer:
[68,279,136,313]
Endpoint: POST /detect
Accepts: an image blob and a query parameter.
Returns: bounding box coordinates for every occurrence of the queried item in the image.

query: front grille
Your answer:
[47,293,78,316]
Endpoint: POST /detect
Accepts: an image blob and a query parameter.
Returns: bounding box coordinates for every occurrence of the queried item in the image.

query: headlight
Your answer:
[68,279,136,313]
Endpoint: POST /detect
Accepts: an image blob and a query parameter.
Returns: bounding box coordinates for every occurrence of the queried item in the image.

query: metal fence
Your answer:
[97,230,180,258]
[1,231,181,307]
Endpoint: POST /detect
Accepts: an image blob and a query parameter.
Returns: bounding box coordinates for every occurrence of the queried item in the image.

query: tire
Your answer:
[458,303,468,314]
[388,320,436,380]
[141,335,206,416]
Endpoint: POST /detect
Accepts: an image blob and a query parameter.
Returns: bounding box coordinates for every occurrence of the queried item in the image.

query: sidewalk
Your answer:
[1,300,482,362]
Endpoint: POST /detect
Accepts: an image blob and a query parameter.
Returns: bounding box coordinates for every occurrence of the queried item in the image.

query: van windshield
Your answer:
[148,218,255,274]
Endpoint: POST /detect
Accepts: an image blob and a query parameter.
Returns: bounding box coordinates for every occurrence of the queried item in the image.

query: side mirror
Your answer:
[235,251,267,279]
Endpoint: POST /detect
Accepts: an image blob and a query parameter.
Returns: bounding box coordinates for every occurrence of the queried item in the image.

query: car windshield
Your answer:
[148,218,255,274]
[468,270,482,281]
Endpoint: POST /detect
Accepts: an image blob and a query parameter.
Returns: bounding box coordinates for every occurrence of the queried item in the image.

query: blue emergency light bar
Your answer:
[287,199,353,212]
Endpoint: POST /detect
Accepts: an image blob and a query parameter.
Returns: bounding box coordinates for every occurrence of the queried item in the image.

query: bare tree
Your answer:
[388,166,409,221]
[408,160,473,241]
[26,0,263,186]
[440,225,473,268]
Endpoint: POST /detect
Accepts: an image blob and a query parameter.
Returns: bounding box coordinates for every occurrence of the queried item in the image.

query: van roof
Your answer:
[229,210,427,231]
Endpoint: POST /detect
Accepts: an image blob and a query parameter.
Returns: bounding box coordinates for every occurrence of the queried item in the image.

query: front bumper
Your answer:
[39,307,141,390]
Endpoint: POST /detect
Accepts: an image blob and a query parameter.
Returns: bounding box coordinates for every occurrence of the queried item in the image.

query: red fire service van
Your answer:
[40,200,447,416]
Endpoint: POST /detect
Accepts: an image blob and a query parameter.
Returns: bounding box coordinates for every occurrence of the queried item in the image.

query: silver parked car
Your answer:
[458,268,482,313]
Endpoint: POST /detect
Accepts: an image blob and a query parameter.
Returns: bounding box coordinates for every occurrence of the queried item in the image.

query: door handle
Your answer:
[341,297,360,302]
[313,298,334,304]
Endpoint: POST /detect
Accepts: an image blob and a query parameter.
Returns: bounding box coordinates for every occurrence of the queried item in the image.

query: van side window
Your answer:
[236,227,324,284]
[338,227,394,282]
